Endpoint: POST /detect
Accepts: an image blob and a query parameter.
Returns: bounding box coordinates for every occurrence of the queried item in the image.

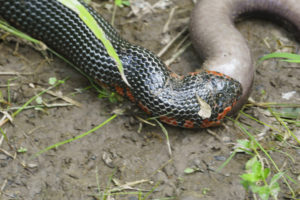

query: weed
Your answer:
[241,156,284,200]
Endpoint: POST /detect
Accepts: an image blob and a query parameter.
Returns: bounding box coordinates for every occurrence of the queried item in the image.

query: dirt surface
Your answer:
[0,0,299,199]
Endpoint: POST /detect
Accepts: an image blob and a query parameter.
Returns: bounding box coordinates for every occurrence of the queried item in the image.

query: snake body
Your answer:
[0,0,299,128]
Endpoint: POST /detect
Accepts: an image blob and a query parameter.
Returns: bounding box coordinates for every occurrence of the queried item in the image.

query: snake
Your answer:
[0,0,299,128]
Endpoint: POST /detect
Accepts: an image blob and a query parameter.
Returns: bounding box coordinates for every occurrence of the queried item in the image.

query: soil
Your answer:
[0,0,299,200]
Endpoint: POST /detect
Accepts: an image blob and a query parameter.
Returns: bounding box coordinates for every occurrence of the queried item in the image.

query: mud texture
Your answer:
[0,0,299,200]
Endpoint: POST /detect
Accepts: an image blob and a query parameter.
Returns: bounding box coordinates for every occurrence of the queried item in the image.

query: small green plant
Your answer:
[184,167,202,174]
[98,90,119,103]
[114,0,130,7]
[241,156,284,200]
[17,147,28,153]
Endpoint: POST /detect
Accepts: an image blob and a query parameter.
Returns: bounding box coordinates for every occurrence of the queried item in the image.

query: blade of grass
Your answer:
[260,52,300,62]
[33,114,117,157]
[142,181,161,200]
[12,79,66,118]
[245,102,300,108]
[0,21,44,46]
[239,110,282,133]
[153,119,172,156]
[7,77,18,106]
[0,79,66,127]
[57,0,130,87]
[268,107,300,145]
[216,150,237,172]
[281,59,300,63]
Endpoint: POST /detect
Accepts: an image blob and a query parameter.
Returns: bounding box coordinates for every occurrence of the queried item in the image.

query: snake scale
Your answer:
[0,0,299,128]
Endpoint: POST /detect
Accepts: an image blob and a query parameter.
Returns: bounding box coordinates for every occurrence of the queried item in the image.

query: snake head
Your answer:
[189,71,243,128]
[155,70,242,128]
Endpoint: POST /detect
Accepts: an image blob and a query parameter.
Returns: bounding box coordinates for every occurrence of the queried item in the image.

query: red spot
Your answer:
[189,72,200,76]
[183,120,194,128]
[201,119,221,128]
[160,116,178,126]
[115,85,124,96]
[138,101,151,115]
[206,70,232,79]
[217,106,232,120]
[95,79,109,89]
[126,88,135,102]
[170,72,179,78]
[232,100,237,107]
[170,72,184,80]
[206,70,224,77]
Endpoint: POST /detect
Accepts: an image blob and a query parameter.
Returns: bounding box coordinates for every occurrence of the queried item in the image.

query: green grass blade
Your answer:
[33,114,117,158]
[12,79,66,118]
[57,0,130,87]
[282,59,300,63]
[260,52,300,62]
[268,107,300,145]
[0,21,41,44]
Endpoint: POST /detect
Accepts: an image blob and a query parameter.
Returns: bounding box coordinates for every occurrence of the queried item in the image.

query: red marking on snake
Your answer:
[217,106,232,120]
[115,85,124,96]
[206,70,224,77]
[183,120,194,128]
[189,72,200,76]
[206,70,231,79]
[201,119,221,128]
[126,88,135,102]
[232,100,237,107]
[95,79,109,89]
[138,101,151,115]
[170,72,184,79]
[160,116,178,126]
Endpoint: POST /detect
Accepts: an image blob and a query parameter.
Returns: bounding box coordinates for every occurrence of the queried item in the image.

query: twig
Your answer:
[163,6,177,33]
[157,26,188,57]
[7,103,73,111]
[44,89,82,107]
[0,83,18,88]
[0,72,33,76]
[165,41,191,66]
[0,135,3,147]
[0,179,7,196]
[0,148,15,159]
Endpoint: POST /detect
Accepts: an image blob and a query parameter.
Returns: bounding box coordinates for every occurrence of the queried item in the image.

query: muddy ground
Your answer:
[0,0,299,199]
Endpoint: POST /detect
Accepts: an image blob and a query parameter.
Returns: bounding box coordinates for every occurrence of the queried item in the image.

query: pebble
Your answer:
[214,156,226,161]
[222,136,231,143]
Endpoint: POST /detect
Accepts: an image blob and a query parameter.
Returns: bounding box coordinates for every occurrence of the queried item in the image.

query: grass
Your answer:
[0,1,299,200]
[33,113,117,158]
[0,1,124,157]
[93,166,175,200]
[218,94,299,199]
[216,51,300,199]
[260,52,300,63]
[0,1,171,198]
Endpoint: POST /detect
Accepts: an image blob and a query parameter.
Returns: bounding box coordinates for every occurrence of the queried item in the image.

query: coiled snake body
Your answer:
[1,0,299,128]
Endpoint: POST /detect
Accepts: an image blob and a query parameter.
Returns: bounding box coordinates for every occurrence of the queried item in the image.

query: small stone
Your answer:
[214,156,226,161]
[222,136,231,142]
